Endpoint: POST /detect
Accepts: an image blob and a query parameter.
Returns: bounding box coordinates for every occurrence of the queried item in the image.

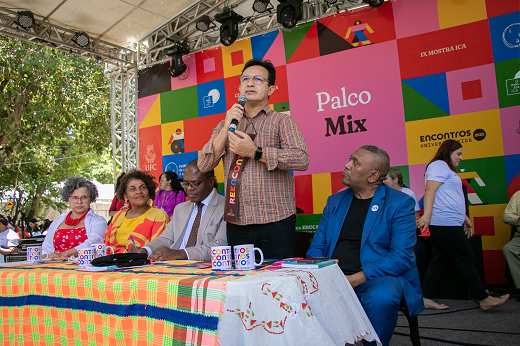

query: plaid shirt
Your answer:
[199,105,309,225]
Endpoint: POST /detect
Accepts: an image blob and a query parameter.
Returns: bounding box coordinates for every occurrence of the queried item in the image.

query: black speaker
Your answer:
[431,234,486,300]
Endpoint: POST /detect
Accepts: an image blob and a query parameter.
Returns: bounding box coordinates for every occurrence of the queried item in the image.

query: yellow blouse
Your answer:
[115,209,150,247]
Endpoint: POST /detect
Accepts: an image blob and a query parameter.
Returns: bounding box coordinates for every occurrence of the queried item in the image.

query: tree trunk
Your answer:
[27,184,46,220]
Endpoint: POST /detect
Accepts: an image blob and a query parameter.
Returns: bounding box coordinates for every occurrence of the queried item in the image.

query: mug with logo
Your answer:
[211,246,233,270]
[77,248,94,269]
[91,243,115,258]
[233,244,264,270]
[26,246,42,263]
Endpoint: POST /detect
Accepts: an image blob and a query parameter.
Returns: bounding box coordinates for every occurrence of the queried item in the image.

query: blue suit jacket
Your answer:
[307,184,424,316]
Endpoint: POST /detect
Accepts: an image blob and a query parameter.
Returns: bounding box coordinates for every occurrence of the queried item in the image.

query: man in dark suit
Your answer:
[307,145,424,346]
[131,159,226,261]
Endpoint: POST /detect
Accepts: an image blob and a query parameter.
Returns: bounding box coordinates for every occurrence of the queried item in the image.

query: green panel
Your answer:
[217,182,225,195]
[458,156,508,205]
[273,101,290,112]
[283,22,313,63]
[296,214,322,232]
[160,86,199,123]
[402,82,449,122]
[390,165,410,188]
[495,58,520,109]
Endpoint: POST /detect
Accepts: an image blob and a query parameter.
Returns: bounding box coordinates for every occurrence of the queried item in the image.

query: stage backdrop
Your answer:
[138,0,520,284]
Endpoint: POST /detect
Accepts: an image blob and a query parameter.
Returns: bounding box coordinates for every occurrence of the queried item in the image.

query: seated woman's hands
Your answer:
[41,252,69,261]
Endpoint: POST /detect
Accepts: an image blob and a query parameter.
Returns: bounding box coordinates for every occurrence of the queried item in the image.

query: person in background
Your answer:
[502,190,520,291]
[28,218,42,236]
[153,171,185,219]
[108,172,128,217]
[41,177,107,260]
[417,139,509,311]
[384,168,429,283]
[383,168,420,219]
[104,170,169,253]
[0,215,19,264]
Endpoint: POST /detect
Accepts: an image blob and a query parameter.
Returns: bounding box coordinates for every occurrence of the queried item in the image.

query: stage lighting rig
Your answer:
[196,15,212,32]
[362,0,384,7]
[71,32,90,47]
[165,43,190,78]
[253,0,272,13]
[215,9,244,46]
[15,10,35,30]
[277,0,303,29]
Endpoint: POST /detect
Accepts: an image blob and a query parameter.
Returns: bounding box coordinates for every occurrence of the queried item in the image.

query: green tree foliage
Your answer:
[0,35,112,221]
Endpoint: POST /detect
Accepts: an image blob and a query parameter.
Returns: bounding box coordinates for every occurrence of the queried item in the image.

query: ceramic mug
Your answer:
[211,246,233,270]
[91,243,115,258]
[233,244,264,270]
[26,246,42,263]
[77,248,94,269]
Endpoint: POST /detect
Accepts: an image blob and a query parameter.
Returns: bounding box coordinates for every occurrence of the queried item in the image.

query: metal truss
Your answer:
[0,6,136,68]
[109,68,139,183]
[138,0,369,68]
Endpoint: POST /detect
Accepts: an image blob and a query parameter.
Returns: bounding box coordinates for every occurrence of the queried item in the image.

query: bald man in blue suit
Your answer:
[307,145,424,346]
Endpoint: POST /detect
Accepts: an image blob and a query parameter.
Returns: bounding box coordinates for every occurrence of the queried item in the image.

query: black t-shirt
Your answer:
[331,196,372,275]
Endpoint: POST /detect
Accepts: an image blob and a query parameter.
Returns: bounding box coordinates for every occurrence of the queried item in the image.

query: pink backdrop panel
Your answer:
[500,105,520,156]
[446,63,499,116]
[409,163,428,202]
[287,41,408,176]
[137,94,158,127]
[263,31,286,67]
[392,0,439,39]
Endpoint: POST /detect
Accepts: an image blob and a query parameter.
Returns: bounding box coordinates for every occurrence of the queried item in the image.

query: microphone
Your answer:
[229,94,247,132]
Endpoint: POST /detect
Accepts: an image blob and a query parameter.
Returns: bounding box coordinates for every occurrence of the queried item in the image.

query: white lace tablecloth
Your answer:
[217,264,381,346]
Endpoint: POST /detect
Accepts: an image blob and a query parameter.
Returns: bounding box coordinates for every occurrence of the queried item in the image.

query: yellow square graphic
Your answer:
[312,173,332,215]
[161,121,184,156]
[406,109,504,165]
[221,38,253,78]
[438,0,487,30]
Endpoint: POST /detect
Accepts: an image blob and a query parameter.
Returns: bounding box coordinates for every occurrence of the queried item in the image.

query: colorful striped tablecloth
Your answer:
[0,261,257,346]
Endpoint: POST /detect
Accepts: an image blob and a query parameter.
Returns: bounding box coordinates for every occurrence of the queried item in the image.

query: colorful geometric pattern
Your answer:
[0,263,220,345]
[137,1,520,283]
[0,261,266,346]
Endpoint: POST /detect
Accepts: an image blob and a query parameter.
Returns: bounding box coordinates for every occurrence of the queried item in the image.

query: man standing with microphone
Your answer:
[198,59,309,259]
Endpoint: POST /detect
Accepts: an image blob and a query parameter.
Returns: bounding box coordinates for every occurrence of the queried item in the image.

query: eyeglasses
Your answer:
[239,75,270,85]
[160,177,168,182]
[181,177,211,190]
[69,195,89,203]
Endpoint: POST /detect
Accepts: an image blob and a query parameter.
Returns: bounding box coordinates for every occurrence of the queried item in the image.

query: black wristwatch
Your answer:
[254,146,263,160]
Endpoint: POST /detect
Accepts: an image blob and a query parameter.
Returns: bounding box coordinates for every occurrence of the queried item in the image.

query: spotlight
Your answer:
[196,15,212,32]
[253,0,271,13]
[72,32,90,47]
[165,44,189,78]
[277,0,303,29]
[215,10,244,46]
[16,10,35,30]
[362,0,385,7]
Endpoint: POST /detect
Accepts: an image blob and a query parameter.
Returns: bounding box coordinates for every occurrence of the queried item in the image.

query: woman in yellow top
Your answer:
[104,170,169,253]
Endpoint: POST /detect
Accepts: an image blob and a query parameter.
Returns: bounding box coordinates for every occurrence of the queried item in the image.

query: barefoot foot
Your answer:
[479,294,509,311]
[423,298,449,310]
